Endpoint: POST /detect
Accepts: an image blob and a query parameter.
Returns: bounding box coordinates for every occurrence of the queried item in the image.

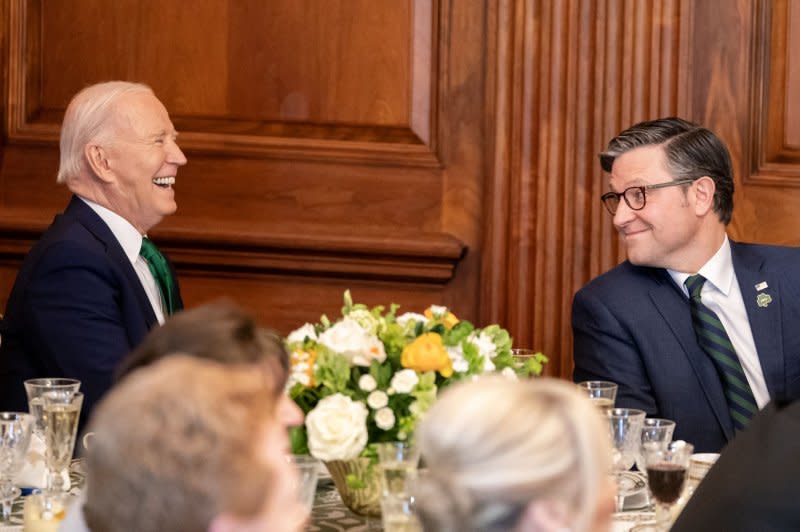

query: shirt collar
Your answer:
[77,196,143,265]
[668,235,733,297]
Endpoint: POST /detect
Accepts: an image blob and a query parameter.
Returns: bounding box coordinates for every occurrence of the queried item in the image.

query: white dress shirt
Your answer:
[668,236,769,408]
[78,197,166,324]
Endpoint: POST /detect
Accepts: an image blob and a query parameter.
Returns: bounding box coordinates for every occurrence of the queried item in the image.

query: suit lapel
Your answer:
[64,196,159,327]
[648,269,734,440]
[731,242,785,400]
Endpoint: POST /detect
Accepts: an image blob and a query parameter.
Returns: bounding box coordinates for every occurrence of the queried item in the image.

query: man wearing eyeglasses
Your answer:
[572,117,800,452]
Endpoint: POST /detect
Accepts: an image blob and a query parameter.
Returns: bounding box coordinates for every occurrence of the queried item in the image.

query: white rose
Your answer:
[374,407,396,430]
[500,367,518,381]
[390,369,419,394]
[305,394,368,461]
[367,390,388,410]
[318,318,386,367]
[396,312,428,328]
[287,323,317,344]
[358,374,377,392]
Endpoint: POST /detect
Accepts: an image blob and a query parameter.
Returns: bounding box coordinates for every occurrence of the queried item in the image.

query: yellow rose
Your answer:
[401,333,453,377]
[424,306,459,329]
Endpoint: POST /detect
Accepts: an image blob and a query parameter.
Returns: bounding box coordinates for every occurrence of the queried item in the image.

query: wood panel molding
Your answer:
[4,0,442,167]
[747,0,800,186]
[0,210,465,284]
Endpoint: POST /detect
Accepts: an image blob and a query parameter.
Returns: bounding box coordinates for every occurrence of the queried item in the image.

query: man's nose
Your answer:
[168,141,188,166]
[613,199,636,228]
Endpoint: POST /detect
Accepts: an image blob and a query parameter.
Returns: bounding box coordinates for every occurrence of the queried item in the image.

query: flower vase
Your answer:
[324,458,382,517]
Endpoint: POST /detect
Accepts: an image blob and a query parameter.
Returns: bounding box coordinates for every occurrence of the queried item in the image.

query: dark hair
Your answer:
[116,300,289,390]
[599,117,734,224]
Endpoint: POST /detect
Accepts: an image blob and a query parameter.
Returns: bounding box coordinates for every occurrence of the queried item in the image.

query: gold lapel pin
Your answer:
[756,293,772,308]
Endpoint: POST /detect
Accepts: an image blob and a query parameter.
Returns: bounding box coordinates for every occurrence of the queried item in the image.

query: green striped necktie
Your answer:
[139,237,179,316]
[685,274,757,431]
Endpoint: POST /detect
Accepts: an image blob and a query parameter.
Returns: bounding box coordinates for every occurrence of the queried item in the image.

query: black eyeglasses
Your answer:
[600,178,698,215]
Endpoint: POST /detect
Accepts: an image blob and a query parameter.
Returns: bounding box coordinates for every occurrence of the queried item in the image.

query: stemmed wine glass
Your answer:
[42,390,83,497]
[607,408,646,512]
[510,349,544,378]
[0,412,34,522]
[644,440,693,531]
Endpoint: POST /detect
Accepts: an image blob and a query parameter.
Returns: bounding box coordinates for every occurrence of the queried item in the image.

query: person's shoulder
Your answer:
[577,260,661,297]
[732,240,800,273]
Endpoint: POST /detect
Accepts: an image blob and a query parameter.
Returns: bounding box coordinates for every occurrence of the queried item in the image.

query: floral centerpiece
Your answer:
[286,291,547,472]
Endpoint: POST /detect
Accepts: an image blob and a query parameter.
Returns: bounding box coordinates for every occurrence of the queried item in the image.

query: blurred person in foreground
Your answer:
[0,81,187,423]
[115,299,302,427]
[573,117,800,452]
[72,355,307,532]
[671,398,800,532]
[58,301,304,531]
[414,377,615,532]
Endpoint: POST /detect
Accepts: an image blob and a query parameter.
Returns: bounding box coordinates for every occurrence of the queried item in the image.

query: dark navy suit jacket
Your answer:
[572,241,800,452]
[0,196,182,425]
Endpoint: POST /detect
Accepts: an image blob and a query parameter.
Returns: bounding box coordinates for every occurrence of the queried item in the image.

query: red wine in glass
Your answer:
[647,463,687,503]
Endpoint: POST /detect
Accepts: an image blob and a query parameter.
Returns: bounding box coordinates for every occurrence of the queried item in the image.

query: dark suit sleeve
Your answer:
[572,287,658,415]
[21,240,134,420]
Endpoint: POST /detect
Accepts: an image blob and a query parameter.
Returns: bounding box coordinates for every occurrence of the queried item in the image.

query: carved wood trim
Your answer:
[4,0,443,167]
[0,211,466,284]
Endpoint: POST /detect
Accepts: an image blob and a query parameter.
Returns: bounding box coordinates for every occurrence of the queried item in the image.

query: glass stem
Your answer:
[614,473,626,512]
[1,498,10,522]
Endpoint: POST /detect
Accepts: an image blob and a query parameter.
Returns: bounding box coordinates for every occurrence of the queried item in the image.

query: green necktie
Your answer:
[685,274,757,431]
[139,237,179,316]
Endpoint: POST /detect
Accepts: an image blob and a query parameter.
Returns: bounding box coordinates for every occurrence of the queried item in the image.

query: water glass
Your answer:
[377,442,420,497]
[381,492,422,532]
[23,490,72,532]
[0,412,34,522]
[42,391,83,495]
[23,379,81,439]
[510,349,542,377]
[635,418,676,473]
[286,454,319,512]
[578,380,617,413]
[608,408,646,511]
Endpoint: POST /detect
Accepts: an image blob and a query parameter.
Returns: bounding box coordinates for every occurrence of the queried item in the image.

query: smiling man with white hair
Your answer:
[0,81,187,424]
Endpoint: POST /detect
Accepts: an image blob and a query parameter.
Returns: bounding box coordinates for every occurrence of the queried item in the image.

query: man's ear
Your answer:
[692,175,716,216]
[84,143,114,183]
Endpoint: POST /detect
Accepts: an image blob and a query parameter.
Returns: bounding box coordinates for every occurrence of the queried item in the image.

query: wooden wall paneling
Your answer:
[0,0,478,330]
[482,0,686,378]
[690,0,800,247]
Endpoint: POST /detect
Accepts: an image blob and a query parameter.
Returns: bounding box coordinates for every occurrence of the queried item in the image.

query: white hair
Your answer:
[416,377,611,532]
[57,81,153,184]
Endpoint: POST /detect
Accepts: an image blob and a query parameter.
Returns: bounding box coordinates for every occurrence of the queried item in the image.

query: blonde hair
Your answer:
[83,355,278,532]
[416,377,611,532]
[57,81,153,184]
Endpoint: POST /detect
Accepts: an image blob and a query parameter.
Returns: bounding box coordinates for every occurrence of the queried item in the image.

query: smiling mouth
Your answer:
[153,176,175,188]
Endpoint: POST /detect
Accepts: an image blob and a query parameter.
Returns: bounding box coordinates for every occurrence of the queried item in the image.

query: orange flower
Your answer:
[401,333,453,377]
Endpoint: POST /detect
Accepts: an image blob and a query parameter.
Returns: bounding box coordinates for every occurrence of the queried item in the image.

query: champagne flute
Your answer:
[42,391,83,496]
[578,380,618,413]
[0,412,34,522]
[607,408,646,512]
[644,440,693,531]
[23,379,81,441]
